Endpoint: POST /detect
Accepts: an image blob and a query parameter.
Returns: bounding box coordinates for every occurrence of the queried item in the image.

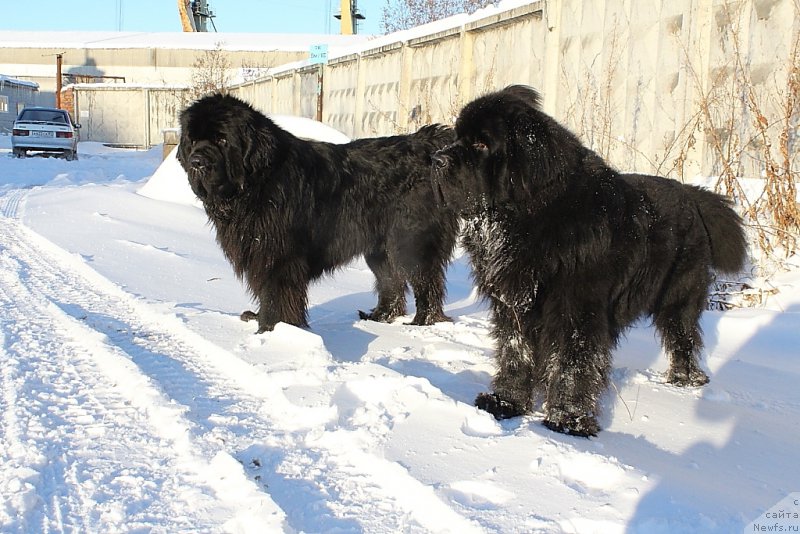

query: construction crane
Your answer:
[178,0,216,32]
[335,0,365,35]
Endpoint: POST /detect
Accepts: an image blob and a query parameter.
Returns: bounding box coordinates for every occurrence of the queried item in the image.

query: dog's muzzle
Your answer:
[185,151,214,199]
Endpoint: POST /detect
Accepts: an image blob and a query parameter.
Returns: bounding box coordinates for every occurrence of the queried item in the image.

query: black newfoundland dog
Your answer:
[178,93,458,333]
[432,85,747,436]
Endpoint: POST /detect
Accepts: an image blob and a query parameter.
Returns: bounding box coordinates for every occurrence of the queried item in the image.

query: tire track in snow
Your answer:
[0,217,287,533]
[0,209,482,532]
[0,188,28,218]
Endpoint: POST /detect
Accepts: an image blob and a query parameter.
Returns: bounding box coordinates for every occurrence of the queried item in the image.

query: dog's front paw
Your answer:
[475,392,525,420]
[667,366,710,387]
[407,310,452,326]
[240,310,258,322]
[358,308,402,323]
[543,411,599,438]
[240,310,276,334]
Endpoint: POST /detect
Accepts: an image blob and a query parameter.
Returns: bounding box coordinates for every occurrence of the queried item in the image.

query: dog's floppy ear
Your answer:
[511,110,573,199]
[219,128,248,190]
[496,86,548,200]
[468,114,532,205]
[500,85,542,110]
[219,115,276,189]
[176,133,190,169]
[488,155,512,205]
[176,111,193,169]
[243,124,278,174]
[504,109,566,201]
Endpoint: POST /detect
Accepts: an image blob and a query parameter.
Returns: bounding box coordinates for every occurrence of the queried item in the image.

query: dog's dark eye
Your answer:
[472,141,488,152]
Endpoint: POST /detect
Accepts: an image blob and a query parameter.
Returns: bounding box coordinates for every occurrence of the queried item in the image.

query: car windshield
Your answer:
[17,109,69,124]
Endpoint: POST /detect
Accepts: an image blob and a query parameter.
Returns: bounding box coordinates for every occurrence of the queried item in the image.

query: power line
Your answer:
[116,0,123,31]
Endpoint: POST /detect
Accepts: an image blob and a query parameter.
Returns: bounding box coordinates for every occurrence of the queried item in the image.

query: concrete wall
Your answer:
[229,4,548,139]
[226,0,798,178]
[52,0,799,178]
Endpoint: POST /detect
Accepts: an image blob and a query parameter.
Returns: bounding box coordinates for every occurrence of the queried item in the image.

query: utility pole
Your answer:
[192,0,216,32]
[55,54,63,108]
[335,0,365,35]
[178,0,216,32]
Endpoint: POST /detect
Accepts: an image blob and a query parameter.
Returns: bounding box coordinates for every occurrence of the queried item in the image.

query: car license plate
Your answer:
[32,131,55,137]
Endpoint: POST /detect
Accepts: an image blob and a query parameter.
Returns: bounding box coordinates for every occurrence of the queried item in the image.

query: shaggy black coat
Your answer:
[178,93,458,333]
[432,85,748,436]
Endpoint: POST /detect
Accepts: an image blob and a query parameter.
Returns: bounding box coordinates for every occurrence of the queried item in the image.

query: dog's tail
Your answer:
[693,187,748,274]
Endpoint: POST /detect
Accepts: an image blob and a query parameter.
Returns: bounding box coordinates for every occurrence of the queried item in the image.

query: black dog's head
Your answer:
[432,85,580,213]
[177,93,281,202]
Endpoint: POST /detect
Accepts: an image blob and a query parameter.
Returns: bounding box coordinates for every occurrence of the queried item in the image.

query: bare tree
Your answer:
[189,43,232,101]
[381,0,498,33]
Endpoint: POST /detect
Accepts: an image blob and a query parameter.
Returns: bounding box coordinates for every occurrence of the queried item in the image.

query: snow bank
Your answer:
[137,114,350,206]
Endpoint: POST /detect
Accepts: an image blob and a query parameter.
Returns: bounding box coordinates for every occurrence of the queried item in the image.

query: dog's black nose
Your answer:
[432,153,450,170]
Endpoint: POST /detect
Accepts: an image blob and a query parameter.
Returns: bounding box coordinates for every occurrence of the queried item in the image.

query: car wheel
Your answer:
[65,150,78,161]
[12,148,26,158]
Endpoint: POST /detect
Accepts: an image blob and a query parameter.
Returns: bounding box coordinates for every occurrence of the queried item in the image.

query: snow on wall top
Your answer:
[323,0,538,59]
[0,30,373,52]
[0,74,39,89]
[239,0,539,77]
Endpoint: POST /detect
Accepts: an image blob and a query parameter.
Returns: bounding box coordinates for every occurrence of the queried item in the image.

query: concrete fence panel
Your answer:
[68,85,188,147]
[324,55,360,135]
[465,4,545,107]
[406,33,463,133]
[298,67,322,120]
[73,87,147,147]
[359,46,404,136]
[272,73,298,116]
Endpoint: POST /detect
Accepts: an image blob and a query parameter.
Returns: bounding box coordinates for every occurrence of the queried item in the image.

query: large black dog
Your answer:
[432,85,747,436]
[178,93,457,333]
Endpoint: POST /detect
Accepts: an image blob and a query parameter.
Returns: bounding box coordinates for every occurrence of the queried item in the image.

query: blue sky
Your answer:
[0,0,384,35]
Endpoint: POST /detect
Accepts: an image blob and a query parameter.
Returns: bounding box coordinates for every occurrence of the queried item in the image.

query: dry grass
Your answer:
[680,1,799,306]
[690,2,799,270]
[561,16,624,162]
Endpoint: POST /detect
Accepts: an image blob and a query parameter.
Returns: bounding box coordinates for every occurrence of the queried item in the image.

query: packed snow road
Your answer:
[0,214,287,531]
[0,207,484,532]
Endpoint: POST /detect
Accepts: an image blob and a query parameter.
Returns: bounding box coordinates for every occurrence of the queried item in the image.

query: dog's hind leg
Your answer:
[407,269,451,325]
[359,249,407,323]
[654,277,711,387]
[397,219,457,326]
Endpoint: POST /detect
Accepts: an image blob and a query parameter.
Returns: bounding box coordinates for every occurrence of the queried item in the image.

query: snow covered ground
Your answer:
[1,133,799,534]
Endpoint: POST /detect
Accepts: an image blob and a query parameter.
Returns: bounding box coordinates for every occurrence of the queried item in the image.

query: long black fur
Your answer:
[178,93,458,333]
[432,85,748,436]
